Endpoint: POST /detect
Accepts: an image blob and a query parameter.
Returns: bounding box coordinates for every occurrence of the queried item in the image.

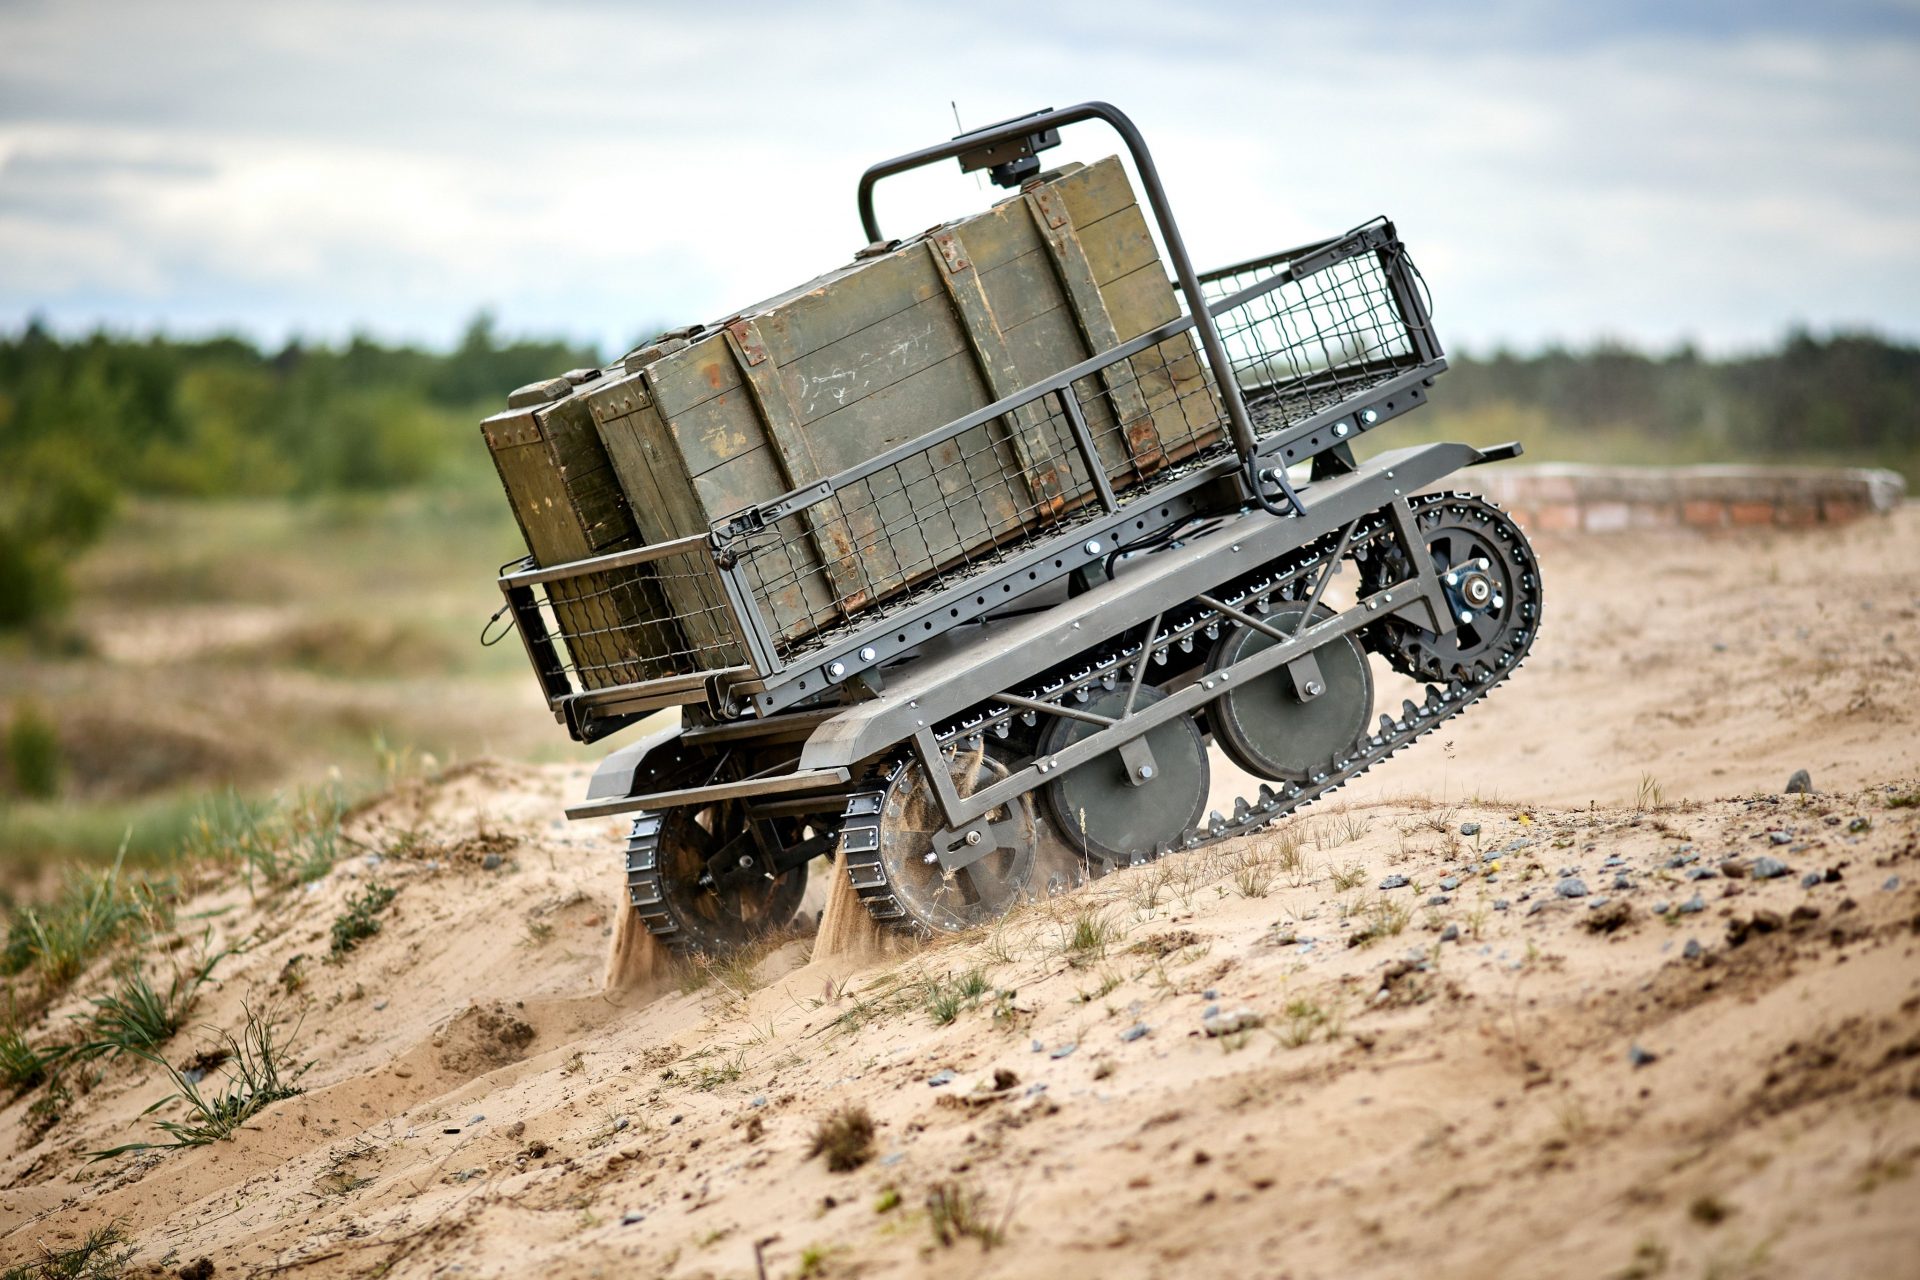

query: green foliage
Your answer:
[184,783,343,895]
[0,1019,47,1090]
[923,967,992,1026]
[5,701,63,799]
[328,881,397,958]
[0,314,596,630]
[58,946,228,1064]
[1426,330,1920,480]
[0,1220,135,1280]
[89,1003,305,1157]
[1,845,165,990]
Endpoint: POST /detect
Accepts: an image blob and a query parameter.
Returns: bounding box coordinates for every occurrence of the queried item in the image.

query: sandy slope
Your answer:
[4,512,1919,1280]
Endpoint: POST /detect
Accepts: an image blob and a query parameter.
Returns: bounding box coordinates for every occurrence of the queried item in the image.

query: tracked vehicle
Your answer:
[484,103,1542,950]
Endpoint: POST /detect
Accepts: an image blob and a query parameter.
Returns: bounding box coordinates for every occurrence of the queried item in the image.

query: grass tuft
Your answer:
[923,968,992,1026]
[1,1019,47,1090]
[328,881,397,959]
[89,1003,305,1158]
[926,1179,1004,1249]
[1058,907,1118,966]
[0,1219,135,1280]
[808,1104,876,1173]
[60,947,227,1064]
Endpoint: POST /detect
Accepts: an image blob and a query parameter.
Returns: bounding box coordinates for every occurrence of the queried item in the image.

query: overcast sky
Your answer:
[2,0,1917,355]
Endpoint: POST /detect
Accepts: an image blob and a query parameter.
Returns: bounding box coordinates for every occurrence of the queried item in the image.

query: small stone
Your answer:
[1677,894,1707,915]
[1202,1003,1220,1020]
[1720,859,1748,880]
[1800,872,1823,889]
[1785,769,1812,794]
[1628,1044,1659,1068]
[1767,831,1792,846]
[1686,867,1718,881]
[1751,856,1791,880]
[1603,855,1625,868]
[1050,1042,1078,1059]
[1030,1039,1044,1054]
[1884,876,1902,892]
[1427,895,1451,907]
[1202,988,1219,1000]
[1613,874,1633,891]
[1119,1022,1150,1043]
[621,1211,646,1226]
[1682,938,1704,960]
[1203,1009,1263,1037]
[372,999,388,1011]
[1439,876,1460,891]
[1460,822,1481,837]
[1439,923,1460,943]
[470,1114,486,1126]
[1587,896,1611,909]
[928,1069,956,1087]
[1526,900,1547,917]
[1667,852,1699,868]
[751,1095,767,1107]
[1556,877,1589,899]
[1848,816,1871,833]
[1379,874,1411,890]
[364,853,383,867]
[1493,899,1509,912]
[1652,900,1672,915]
[482,853,504,871]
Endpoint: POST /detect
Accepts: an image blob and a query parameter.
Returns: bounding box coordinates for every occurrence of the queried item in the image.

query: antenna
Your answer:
[952,101,983,189]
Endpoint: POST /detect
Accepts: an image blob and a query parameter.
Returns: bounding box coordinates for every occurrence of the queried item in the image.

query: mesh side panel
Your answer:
[1200,238,1425,434]
[530,549,745,690]
[728,334,1229,661]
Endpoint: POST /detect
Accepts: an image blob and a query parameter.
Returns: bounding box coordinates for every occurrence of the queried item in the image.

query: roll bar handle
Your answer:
[855,102,1289,515]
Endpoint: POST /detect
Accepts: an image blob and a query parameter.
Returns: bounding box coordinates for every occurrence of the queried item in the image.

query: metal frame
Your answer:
[499,103,1446,748]
[796,440,1472,774]
[859,101,1277,513]
[900,494,1449,870]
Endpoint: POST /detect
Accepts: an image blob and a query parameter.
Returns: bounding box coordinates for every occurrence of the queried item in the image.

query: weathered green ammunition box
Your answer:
[481,384,682,689]
[582,156,1221,652]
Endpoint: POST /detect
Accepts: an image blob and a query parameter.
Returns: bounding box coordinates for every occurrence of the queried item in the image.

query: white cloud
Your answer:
[1,0,1916,352]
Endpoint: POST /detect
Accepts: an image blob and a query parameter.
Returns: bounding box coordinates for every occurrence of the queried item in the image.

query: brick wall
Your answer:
[1420,464,1907,533]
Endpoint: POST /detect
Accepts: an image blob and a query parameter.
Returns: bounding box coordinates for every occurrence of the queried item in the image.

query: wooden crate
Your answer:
[584,156,1222,654]
[481,384,684,689]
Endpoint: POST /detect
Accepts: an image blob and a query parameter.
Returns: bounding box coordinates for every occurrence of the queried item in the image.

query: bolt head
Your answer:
[1459,610,1474,624]
[858,646,876,662]
[1444,572,1457,585]
[1333,422,1350,437]
[1362,408,1379,424]
[1493,594,1505,609]
[964,829,983,846]
[827,661,846,678]
[1083,539,1102,555]
[1137,764,1155,780]
[1305,680,1325,697]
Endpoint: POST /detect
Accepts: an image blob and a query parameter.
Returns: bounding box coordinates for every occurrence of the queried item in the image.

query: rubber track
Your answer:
[835,492,1543,934]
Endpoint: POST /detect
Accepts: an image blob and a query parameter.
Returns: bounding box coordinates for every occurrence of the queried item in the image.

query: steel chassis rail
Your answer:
[807,442,1481,867]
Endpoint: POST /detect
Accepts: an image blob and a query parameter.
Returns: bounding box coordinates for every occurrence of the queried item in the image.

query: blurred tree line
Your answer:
[1437,329,1920,475]
[0,313,594,628]
[0,320,1914,631]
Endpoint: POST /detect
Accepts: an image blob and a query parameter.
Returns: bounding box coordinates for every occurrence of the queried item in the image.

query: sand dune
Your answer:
[4,512,1918,1279]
